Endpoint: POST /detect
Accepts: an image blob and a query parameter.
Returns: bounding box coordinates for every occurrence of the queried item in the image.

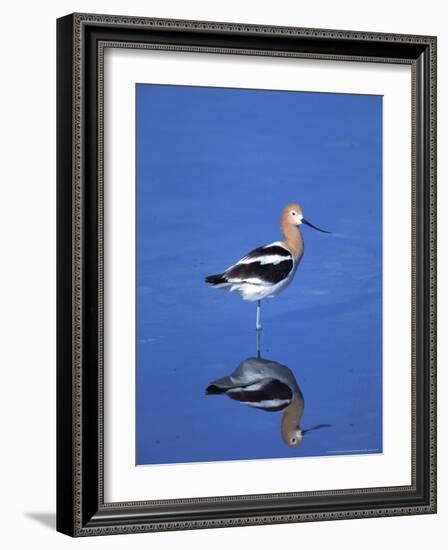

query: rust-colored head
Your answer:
[281,203,303,227]
[281,427,304,448]
[281,203,331,234]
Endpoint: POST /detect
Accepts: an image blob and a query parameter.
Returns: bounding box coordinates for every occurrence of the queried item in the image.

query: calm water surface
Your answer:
[135,84,382,465]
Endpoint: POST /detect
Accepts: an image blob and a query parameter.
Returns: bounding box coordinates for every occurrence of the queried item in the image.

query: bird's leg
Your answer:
[256,300,262,331]
[256,328,262,359]
[256,300,262,358]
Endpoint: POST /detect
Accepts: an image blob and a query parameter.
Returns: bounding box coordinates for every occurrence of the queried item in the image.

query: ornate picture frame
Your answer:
[57,13,437,536]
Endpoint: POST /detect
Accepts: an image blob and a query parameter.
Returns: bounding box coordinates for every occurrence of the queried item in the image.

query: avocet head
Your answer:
[282,203,331,234]
[283,203,303,226]
[284,424,333,448]
[284,428,304,448]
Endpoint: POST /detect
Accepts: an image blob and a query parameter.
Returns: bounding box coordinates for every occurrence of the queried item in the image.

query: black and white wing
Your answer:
[225,242,294,286]
[225,378,293,412]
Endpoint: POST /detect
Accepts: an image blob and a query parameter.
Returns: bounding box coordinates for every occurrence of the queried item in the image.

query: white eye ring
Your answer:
[291,211,296,216]
[291,437,297,444]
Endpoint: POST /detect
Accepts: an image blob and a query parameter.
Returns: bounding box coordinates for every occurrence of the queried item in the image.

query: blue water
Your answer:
[136,84,382,465]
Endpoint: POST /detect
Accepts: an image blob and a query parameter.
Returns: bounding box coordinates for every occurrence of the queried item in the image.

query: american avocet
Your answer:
[206,357,330,448]
[205,204,330,337]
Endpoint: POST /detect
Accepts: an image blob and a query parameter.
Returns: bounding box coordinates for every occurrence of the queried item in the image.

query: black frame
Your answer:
[57,13,437,537]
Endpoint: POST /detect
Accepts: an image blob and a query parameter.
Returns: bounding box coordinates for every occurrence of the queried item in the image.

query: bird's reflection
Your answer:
[206,356,330,448]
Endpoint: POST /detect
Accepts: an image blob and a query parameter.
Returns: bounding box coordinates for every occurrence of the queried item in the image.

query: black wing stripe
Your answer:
[245,245,291,260]
[226,259,293,285]
[226,378,293,404]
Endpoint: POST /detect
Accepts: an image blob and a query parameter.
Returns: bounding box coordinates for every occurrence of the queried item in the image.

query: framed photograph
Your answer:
[56,13,437,536]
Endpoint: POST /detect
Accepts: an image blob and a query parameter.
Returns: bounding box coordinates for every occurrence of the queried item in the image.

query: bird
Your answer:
[206,357,330,448]
[205,203,330,335]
